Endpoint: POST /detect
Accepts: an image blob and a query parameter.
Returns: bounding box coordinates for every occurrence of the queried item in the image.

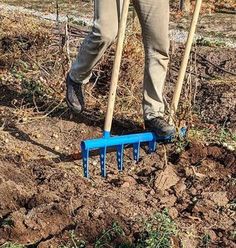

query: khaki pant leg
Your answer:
[69,0,122,83]
[134,0,170,120]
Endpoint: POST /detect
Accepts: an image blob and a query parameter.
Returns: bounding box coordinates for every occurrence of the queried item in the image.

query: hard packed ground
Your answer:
[0,1,235,248]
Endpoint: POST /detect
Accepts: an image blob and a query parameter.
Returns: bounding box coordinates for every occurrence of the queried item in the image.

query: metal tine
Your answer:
[148,140,157,153]
[100,147,107,177]
[117,144,124,171]
[83,149,90,178]
[133,142,141,162]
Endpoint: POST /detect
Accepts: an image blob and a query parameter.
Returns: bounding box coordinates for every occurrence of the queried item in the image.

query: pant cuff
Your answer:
[144,111,164,121]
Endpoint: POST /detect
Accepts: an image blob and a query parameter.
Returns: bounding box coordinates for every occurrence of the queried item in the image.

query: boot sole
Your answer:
[66,98,84,115]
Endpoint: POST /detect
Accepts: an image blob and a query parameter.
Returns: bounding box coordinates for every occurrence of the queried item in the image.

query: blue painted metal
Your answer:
[133,142,141,162]
[103,131,111,138]
[100,147,107,177]
[81,132,156,151]
[117,144,124,171]
[148,140,157,153]
[81,128,187,178]
[82,148,89,178]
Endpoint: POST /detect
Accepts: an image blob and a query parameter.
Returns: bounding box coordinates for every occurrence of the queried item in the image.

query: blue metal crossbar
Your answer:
[81,128,186,178]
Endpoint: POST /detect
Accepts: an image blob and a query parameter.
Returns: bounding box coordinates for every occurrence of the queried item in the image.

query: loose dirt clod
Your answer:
[155,164,180,191]
[203,191,229,207]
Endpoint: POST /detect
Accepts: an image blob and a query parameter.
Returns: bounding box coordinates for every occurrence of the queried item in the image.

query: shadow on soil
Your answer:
[0,83,144,164]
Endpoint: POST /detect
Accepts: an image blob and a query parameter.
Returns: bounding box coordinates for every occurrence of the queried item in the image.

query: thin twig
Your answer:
[18,99,64,124]
[56,0,59,29]
[193,47,199,107]
[163,96,171,113]
[91,73,100,89]
[195,53,236,76]
[215,8,236,15]
[19,47,50,76]
[65,16,72,67]
[171,66,210,80]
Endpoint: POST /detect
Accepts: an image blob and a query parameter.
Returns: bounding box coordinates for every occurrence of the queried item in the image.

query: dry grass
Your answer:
[0,10,210,128]
[0,11,72,123]
[0,11,146,128]
[0,0,93,16]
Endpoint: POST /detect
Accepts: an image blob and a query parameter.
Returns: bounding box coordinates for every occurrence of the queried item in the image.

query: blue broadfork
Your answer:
[81,0,203,178]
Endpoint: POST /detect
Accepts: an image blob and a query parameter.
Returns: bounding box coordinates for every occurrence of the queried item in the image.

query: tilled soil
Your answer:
[0,140,235,247]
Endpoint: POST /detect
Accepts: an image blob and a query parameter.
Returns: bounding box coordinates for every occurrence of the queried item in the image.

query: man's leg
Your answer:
[133,0,170,120]
[70,0,121,83]
[67,0,121,113]
[133,0,174,136]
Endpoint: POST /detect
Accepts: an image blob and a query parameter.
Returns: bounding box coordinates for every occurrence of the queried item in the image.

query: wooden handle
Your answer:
[170,0,202,119]
[104,0,130,133]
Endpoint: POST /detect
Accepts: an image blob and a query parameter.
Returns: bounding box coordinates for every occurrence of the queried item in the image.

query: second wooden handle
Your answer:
[171,0,202,117]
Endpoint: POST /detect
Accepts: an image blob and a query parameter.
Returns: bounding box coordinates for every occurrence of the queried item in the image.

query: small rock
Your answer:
[185,167,194,177]
[150,189,155,196]
[54,146,60,152]
[121,182,130,188]
[169,207,178,219]
[92,160,98,166]
[93,209,103,218]
[53,133,59,139]
[133,212,138,217]
[36,133,41,139]
[223,143,235,152]
[130,166,136,172]
[123,176,137,185]
[22,117,28,122]
[228,146,234,152]
[5,138,9,143]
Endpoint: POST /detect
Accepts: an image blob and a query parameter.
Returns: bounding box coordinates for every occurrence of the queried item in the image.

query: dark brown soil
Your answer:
[0,142,235,247]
